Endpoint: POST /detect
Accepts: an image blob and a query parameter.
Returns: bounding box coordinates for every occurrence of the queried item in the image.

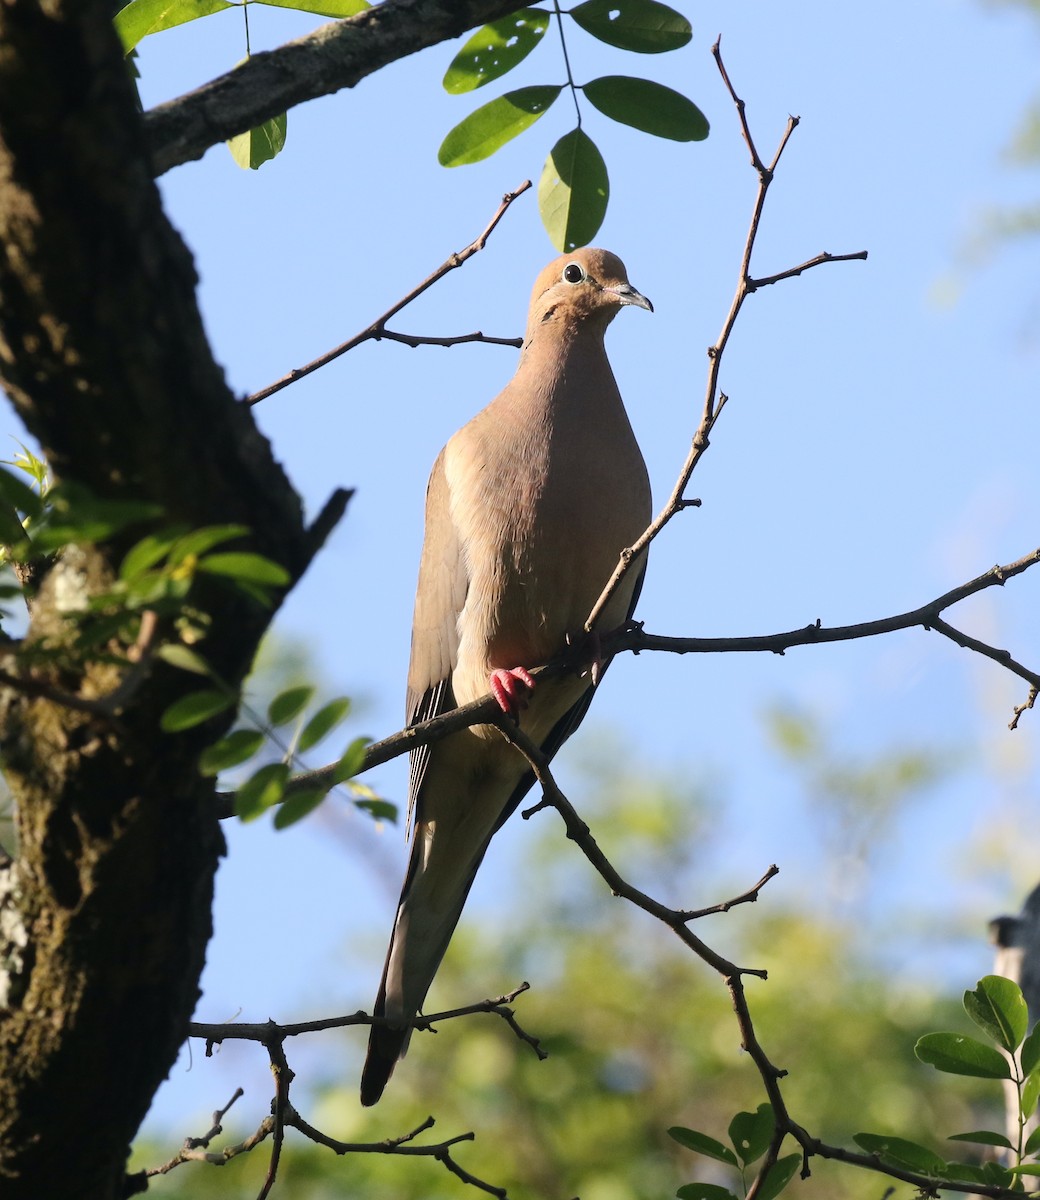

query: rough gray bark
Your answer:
[0,0,350,1192]
[145,0,532,175]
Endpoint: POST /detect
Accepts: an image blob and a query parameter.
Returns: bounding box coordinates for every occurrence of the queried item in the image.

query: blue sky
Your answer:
[36,0,1040,1131]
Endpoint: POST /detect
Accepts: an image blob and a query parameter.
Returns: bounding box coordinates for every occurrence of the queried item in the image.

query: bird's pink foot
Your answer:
[490,667,536,718]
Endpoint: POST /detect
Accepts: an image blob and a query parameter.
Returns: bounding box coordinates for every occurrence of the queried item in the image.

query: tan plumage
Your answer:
[360,248,652,1106]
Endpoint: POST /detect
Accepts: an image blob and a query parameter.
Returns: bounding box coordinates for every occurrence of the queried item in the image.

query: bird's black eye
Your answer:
[562,262,586,284]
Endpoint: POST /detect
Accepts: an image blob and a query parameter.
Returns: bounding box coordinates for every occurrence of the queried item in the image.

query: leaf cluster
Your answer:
[439,1,708,249]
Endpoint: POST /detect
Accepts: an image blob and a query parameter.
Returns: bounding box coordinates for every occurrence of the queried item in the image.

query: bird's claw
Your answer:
[490,667,536,718]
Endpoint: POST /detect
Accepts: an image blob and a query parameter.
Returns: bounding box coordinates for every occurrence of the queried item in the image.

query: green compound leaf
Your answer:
[297,697,352,753]
[539,127,609,251]
[667,1127,738,1167]
[196,551,290,586]
[757,1155,801,1200]
[568,0,691,53]
[267,685,315,727]
[853,1133,949,1176]
[160,688,234,733]
[583,75,708,141]
[728,1104,774,1166]
[255,0,367,14]
[273,785,330,829]
[915,1031,1012,1079]
[444,9,550,93]
[114,0,233,54]
[235,762,290,821]
[199,728,266,776]
[228,112,288,170]
[963,975,1029,1052]
[439,85,562,166]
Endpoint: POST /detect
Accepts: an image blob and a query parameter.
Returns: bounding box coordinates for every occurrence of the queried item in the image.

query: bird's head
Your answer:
[526,248,652,339]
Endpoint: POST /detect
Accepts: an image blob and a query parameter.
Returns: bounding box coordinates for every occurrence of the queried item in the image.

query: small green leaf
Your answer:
[273,786,330,829]
[297,697,352,753]
[114,0,234,53]
[757,1155,801,1200]
[443,9,550,94]
[1024,1124,1040,1156]
[915,1031,1012,1078]
[355,796,398,822]
[0,467,43,520]
[235,762,289,821]
[438,86,561,166]
[199,728,266,776]
[254,0,366,13]
[168,525,249,565]
[228,113,288,170]
[1021,1024,1040,1076]
[667,1127,738,1167]
[160,688,233,733]
[964,976,1029,1051]
[947,1130,1014,1149]
[583,76,708,141]
[1022,1065,1040,1119]
[539,127,609,252]
[196,551,290,586]
[120,529,185,580]
[33,485,163,551]
[728,1104,773,1166]
[156,644,213,676]
[0,504,29,548]
[268,685,315,727]
[1010,1164,1040,1177]
[676,1186,738,1200]
[568,0,691,53]
[852,1133,948,1175]
[334,735,371,783]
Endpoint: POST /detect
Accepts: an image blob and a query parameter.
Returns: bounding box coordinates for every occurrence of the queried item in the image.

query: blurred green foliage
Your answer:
[132,716,1008,1200]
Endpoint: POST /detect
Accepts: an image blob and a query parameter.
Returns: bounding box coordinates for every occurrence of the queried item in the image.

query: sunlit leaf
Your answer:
[915,1031,1012,1078]
[443,9,550,93]
[1023,1066,1040,1119]
[168,525,249,565]
[255,0,366,13]
[676,1185,739,1200]
[1022,1024,1040,1076]
[114,0,234,54]
[120,529,185,580]
[539,127,609,251]
[947,1130,1014,1149]
[0,467,43,520]
[964,975,1029,1051]
[160,688,234,732]
[199,728,266,775]
[334,735,371,783]
[273,786,330,829]
[438,86,561,166]
[267,685,314,727]
[196,551,290,586]
[757,1155,801,1200]
[853,1133,948,1175]
[235,762,289,821]
[155,643,212,676]
[568,0,691,53]
[583,76,708,141]
[297,697,352,753]
[1025,1124,1040,1156]
[228,113,288,170]
[729,1104,773,1166]
[667,1127,738,1167]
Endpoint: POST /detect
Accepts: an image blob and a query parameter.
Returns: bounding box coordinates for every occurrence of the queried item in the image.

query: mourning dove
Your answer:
[360,248,652,1106]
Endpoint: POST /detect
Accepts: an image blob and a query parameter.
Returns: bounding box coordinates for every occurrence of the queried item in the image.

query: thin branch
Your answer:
[143,1089,248,1177]
[677,864,780,921]
[246,181,530,405]
[582,42,866,635]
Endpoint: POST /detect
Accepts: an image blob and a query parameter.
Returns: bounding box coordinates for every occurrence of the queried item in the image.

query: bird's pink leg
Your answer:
[489,667,536,717]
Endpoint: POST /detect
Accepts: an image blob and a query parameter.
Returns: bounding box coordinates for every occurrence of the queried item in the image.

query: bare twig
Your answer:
[246,182,530,405]
[582,43,867,634]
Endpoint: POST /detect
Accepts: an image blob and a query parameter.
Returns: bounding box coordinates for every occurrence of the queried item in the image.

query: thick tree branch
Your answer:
[145,0,533,175]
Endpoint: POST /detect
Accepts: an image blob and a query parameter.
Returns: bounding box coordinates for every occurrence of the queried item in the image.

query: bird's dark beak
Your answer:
[612,283,653,313]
